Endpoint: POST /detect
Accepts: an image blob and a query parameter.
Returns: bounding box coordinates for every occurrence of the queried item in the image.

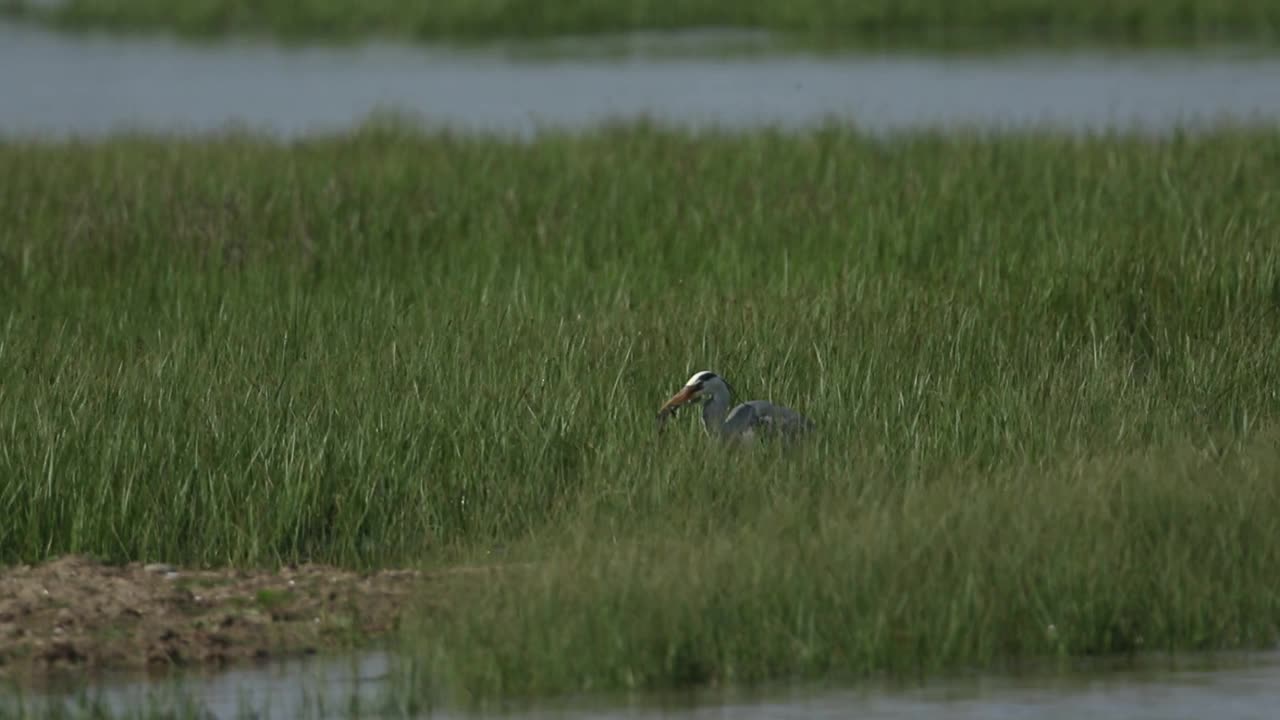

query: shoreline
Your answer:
[0,555,421,681]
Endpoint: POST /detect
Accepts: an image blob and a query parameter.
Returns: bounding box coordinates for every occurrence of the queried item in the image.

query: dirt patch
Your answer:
[0,555,428,680]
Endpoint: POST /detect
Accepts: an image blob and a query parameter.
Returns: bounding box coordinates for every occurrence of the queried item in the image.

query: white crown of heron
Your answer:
[685,370,717,387]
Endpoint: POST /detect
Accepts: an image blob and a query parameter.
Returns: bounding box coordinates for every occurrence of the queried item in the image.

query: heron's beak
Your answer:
[657,386,697,419]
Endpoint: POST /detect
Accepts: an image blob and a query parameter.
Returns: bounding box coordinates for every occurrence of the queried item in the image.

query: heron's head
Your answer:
[657,370,731,418]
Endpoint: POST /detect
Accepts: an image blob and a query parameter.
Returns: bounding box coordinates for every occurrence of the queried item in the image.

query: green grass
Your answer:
[2,122,1280,698]
[409,434,1280,701]
[4,0,1280,47]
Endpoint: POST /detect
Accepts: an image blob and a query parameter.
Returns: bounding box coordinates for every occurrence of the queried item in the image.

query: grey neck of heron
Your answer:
[700,383,734,435]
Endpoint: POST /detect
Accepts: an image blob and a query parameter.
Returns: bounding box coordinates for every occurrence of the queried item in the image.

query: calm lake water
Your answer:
[10,650,1280,719]
[2,21,1279,138]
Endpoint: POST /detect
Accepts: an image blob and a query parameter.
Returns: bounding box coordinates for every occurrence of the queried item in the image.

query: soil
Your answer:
[0,554,430,681]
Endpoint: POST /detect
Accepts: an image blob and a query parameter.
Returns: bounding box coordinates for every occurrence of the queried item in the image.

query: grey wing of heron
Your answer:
[723,400,815,440]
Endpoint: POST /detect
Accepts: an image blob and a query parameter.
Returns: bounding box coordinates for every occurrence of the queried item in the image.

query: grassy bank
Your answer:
[2,123,1279,696]
[412,435,1280,699]
[4,0,1279,47]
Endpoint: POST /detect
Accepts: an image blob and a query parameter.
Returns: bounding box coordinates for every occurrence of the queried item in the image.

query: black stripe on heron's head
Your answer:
[686,370,717,388]
[686,371,734,398]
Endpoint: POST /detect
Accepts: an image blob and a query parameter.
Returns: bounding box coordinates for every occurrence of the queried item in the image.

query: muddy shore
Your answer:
[0,555,427,681]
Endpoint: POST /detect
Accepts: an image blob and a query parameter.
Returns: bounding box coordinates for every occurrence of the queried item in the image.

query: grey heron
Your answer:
[656,370,815,442]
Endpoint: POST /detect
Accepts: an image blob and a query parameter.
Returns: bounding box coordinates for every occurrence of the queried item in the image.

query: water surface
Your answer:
[3,22,1280,139]
[11,651,1280,719]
